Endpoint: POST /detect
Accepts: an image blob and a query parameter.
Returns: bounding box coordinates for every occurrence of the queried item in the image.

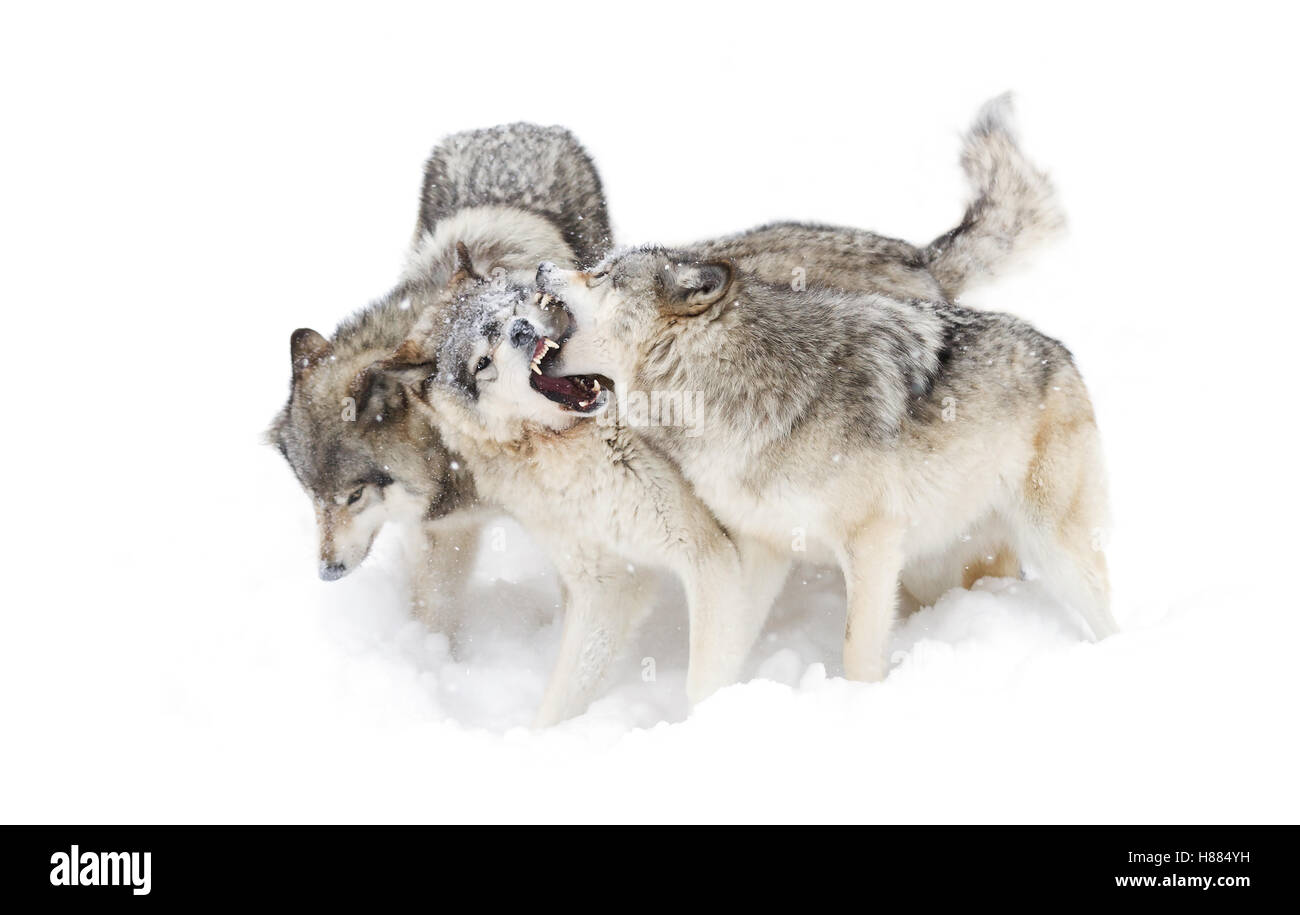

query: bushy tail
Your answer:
[924,94,1065,299]
[413,123,613,267]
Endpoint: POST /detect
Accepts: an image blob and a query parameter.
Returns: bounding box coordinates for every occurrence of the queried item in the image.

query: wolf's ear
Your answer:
[368,340,438,390]
[659,261,733,316]
[451,241,483,285]
[290,328,332,378]
[349,349,434,427]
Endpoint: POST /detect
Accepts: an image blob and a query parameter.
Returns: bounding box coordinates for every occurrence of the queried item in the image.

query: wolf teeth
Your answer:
[530,361,541,375]
[593,379,600,392]
[544,339,559,350]
[533,291,542,304]
[539,294,554,308]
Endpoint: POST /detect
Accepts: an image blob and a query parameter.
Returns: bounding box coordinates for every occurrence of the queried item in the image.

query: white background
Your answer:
[2,1,1297,823]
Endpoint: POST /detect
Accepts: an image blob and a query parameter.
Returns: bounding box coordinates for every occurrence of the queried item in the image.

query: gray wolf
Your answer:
[533,98,1116,686]
[266,124,612,635]
[374,248,763,725]
[654,96,1065,600]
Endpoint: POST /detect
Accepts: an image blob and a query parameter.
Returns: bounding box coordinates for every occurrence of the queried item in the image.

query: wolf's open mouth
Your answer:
[528,335,606,413]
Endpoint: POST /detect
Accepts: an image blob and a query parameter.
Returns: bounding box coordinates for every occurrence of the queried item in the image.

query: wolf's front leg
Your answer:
[406,521,479,640]
[738,534,792,633]
[678,536,777,707]
[532,558,653,728]
[837,519,906,682]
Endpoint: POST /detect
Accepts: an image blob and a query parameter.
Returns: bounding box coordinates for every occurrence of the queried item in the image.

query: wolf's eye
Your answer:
[347,487,365,505]
[474,355,492,373]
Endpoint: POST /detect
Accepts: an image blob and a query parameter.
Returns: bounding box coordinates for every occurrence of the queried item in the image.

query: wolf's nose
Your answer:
[509,319,537,350]
[536,262,556,287]
[319,561,348,581]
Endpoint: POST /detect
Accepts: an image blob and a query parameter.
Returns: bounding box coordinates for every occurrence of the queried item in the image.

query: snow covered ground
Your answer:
[2,2,1297,822]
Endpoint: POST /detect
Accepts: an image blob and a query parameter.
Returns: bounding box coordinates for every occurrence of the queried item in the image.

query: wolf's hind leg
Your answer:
[1017,405,1117,640]
[1018,522,1116,640]
[838,519,906,682]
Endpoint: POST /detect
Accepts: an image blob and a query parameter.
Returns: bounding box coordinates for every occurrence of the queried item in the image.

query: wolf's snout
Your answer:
[536,262,558,287]
[509,319,537,350]
[319,560,349,581]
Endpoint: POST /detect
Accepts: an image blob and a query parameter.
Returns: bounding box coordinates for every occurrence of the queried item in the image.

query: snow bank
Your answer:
[3,1,1297,823]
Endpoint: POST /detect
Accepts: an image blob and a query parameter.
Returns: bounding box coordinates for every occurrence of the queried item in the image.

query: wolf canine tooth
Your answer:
[544,339,559,350]
[540,294,554,308]
[530,362,541,374]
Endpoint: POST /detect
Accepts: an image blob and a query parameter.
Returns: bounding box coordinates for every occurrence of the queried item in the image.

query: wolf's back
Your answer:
[924,95,1065,299]
[415,123,612,267]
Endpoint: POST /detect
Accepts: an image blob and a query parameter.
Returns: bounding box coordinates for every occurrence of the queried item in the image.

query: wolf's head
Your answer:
[378,247,609,443]
[532,249,734,412]
[267,323,457,581]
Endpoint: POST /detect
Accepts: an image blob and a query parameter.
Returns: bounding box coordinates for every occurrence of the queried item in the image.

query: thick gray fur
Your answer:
[923,93,1065,298]
[415,123,613,268]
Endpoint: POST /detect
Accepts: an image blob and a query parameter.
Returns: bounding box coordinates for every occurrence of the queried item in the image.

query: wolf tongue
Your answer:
[532,373,588,401]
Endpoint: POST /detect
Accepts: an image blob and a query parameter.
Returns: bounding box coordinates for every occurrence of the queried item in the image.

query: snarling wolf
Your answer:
[374,247,763,725]
[533,98,1116,685]
[266,124,612,635]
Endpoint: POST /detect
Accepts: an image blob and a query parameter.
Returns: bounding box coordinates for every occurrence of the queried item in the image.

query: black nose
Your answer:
[509,319,537,350]
[319,561,348,581]
[536,262,555,287]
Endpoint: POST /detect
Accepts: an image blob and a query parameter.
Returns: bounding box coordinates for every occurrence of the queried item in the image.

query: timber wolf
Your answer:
[532,98,1115,686]
[374,246,761,725]
[266,124,612,635]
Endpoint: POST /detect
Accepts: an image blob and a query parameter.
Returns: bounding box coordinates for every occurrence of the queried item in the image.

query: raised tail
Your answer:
[412,123,613,267]
[924,94,1065,299]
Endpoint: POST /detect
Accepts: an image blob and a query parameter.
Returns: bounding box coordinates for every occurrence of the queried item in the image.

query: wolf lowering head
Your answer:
[265,124,612,586]
[267,306,469,580]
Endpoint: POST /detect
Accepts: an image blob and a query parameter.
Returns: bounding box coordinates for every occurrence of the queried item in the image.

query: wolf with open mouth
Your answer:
[535,252,1117,684]
[372,246,769,726]
[267,123,612,639]
[531,98,1117,686]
